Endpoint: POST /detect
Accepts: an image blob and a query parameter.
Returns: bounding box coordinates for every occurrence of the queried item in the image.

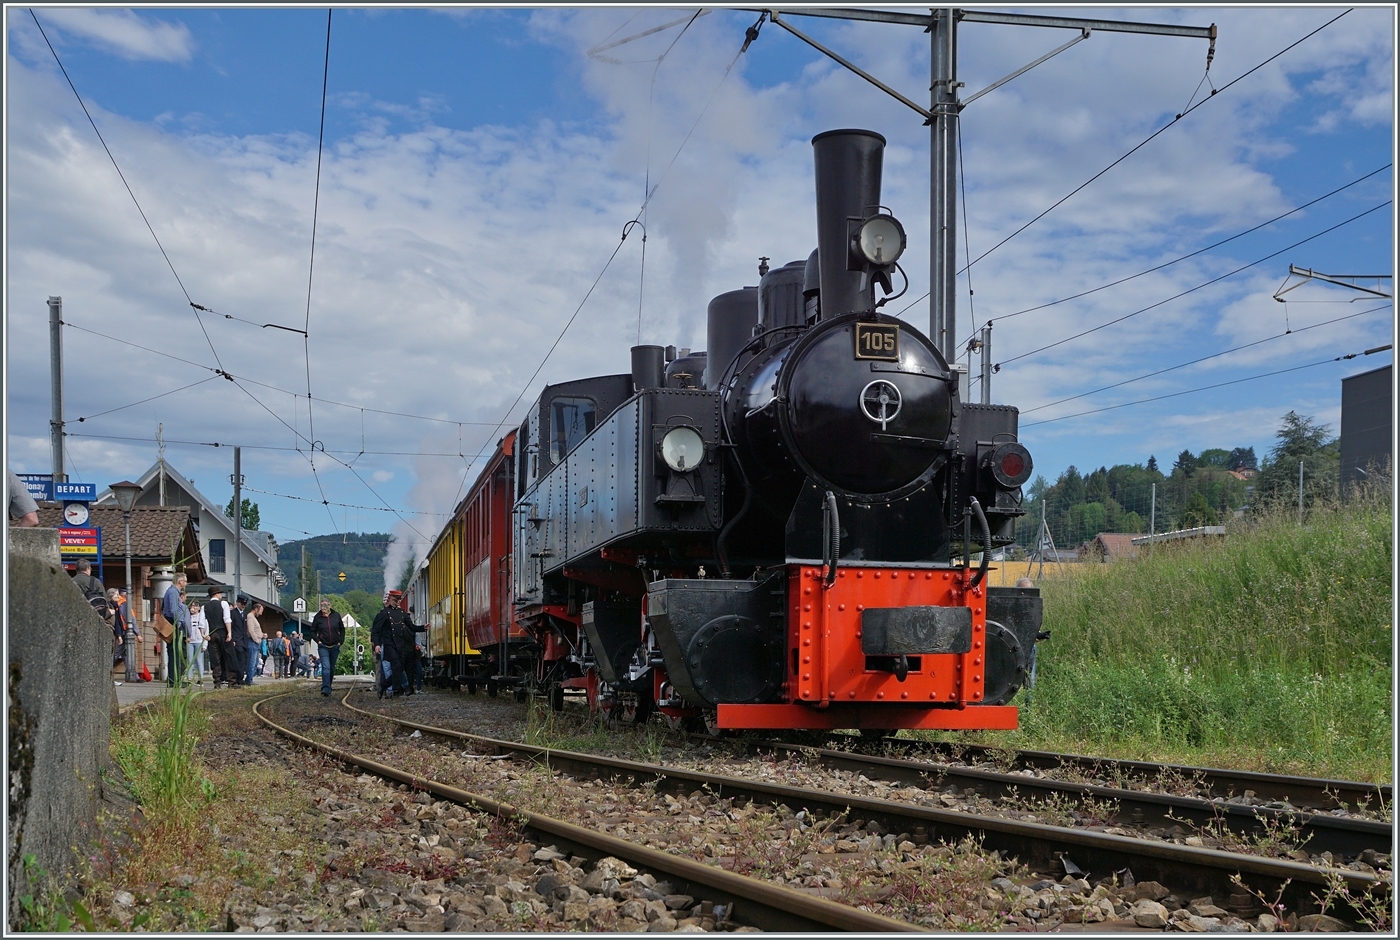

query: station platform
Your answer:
[113,674,374,711]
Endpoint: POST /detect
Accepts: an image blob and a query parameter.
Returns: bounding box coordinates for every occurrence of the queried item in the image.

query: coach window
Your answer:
[550,397,596,463]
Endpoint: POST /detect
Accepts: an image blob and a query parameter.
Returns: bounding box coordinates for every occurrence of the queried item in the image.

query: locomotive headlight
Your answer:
[661,426,704,472]
[856,214,906,266]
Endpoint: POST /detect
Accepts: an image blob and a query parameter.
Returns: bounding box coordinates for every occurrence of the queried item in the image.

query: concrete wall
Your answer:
[7,543,116,915]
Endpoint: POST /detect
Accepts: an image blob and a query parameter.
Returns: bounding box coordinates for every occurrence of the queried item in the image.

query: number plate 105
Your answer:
[854,322,900,361]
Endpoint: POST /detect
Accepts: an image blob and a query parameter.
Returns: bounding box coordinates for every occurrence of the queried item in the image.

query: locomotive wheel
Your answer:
[549,684,565,712]
[514,687,528,703]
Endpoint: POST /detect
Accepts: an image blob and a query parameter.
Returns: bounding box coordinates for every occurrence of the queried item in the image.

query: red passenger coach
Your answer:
[421,430,531,693]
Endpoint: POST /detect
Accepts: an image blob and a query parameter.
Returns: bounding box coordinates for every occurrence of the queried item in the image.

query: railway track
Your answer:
[852,739,1393,813]
[252,687,920,933]
[328,688,1387,924]
[724,738,1392,859]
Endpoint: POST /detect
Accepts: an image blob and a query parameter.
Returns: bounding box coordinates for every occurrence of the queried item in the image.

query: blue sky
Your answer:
[4,6,1394,578]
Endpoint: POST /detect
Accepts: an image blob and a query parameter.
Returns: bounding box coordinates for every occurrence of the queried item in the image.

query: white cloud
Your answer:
[37,9,195,63]
[4,7,1392,533]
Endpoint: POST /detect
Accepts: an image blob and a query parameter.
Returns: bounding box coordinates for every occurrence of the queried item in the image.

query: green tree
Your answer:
[1227,446,1258,471]
[1177,491,1218,528]
[225,497,260,530]
[1197,448,1231,469]
[1172,450,1198,477]
[397,555,417,592]
[1256,411,1340,508]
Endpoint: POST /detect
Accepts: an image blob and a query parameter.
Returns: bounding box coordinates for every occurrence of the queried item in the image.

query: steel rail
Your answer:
[336,690,1383,917]
[731,740,1391,858]
[252,689,921,933]
[862,740,1393,812]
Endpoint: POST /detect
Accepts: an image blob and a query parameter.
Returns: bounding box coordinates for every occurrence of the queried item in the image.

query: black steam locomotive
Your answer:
[427,128,1043,731]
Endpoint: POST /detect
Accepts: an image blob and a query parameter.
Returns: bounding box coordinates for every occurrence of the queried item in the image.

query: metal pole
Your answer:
[123,511,136,681]
[233,446,242,603]
[980,324,992,404]
[930,8,959,362]
[1149,483,1156,555]
[48,296,65,483]
[1298,459,1304,524]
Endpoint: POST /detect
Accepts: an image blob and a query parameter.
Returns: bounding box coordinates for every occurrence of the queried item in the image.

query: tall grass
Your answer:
[998,485,1393,781]
[113,687,213,823]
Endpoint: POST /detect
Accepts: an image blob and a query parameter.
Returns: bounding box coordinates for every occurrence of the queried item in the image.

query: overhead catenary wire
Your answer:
[64,431,488,459]
[890,8,1360,323]
[1022,347,1377,428]
[300,8,336,533]
[74,375,223,423]
[445,11,763,511]
[239,486,449,519]
[987,163,1391,325]
[961,8,1353,273]
[1021,303,1392,415]
[633,8,704,345]
[28,8,226,372]
[997,200,1390,367]
[63,318,505,428]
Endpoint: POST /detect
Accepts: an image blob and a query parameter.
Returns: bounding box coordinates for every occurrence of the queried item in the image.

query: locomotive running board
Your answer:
[715,704,1017,731]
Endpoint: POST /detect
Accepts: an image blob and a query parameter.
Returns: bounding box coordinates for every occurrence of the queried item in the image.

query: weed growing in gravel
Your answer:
[996,788,1120,828]
[1165,808,1311,859]
[847,836,1017,930]
[1312,864,1394,932]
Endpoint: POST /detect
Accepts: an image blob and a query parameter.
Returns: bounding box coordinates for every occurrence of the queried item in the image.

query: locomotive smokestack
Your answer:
[812,129,886,319]
[630,345,665,391]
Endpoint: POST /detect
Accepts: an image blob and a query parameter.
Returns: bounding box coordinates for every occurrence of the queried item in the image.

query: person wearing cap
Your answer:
[205,587,237,688]
[310,598,345,697]
[371,591,413,698]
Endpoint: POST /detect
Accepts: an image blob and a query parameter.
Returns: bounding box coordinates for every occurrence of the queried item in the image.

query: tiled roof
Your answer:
[37,504,198,563]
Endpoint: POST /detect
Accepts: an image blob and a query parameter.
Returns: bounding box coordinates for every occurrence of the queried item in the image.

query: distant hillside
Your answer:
[278,532,392,602]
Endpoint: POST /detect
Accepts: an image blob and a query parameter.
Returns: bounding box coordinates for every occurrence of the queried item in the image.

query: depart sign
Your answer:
[54,482,98,501]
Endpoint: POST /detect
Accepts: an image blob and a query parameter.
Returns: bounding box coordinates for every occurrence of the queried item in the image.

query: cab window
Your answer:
[550,397,596,463]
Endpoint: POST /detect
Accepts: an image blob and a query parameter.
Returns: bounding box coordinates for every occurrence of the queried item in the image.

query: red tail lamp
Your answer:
[991,442,1033,488]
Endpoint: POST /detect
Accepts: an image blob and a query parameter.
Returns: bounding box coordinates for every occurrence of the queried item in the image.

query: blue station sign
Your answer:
[17,474,52,502]
[53,482,97,502]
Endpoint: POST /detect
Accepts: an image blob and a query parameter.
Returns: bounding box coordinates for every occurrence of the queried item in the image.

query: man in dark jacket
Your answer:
[310,599,345,697]
[205,586,238,688]
[229,596,250,687]
[371,591,414,698]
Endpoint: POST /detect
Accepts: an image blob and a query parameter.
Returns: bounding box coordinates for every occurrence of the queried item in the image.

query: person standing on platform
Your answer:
[227,595,249,686]
[108,588,125,668]
[206,587,237,688]
[243,599,264,686]
[310,599,344,697]
[187,590,209,684]
[162,574,189,687]
[289,630,305,679]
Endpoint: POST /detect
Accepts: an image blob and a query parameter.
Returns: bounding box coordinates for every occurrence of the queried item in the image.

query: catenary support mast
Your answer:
[754,7,1215,388]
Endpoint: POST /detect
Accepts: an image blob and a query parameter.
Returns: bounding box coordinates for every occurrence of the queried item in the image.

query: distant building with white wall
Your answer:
[96,459,288,615]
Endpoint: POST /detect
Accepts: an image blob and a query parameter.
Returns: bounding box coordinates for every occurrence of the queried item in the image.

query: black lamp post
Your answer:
[111,481,141,681]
